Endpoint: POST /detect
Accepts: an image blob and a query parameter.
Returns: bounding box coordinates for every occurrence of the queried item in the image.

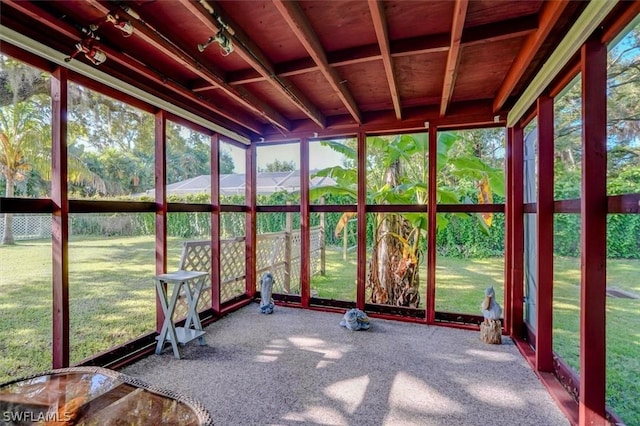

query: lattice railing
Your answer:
[0,214,51,240]
[172,226,324,316]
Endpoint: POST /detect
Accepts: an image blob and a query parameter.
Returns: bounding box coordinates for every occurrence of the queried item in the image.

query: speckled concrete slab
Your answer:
[123,305,569,426]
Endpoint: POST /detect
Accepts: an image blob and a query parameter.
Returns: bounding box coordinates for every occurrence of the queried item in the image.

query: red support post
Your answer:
[504,127,513,334]
[51,66,69,369]
[300,137,311,308]
[356,131,366,310]
[579,37,607,426]
[154,110,167,332]
[510,125,525,337]
[426,125,438,323]
[210,134,221,313]
[246,143,257,298]
[535,95,554,372]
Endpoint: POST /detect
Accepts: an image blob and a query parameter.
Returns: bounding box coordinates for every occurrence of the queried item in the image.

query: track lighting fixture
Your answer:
[106,13,133,37]
[65,39,107,65]
[198,29,234,56]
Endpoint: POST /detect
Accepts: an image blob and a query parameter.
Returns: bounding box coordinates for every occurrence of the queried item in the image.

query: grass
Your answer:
[1,238,638,423]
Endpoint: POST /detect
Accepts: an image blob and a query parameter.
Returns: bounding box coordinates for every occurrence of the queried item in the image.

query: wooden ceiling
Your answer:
[1,0,588,141]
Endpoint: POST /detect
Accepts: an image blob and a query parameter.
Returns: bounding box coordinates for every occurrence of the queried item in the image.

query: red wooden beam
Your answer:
[510,125,525,337]
[51,66,69,369]
[426,125,438,323]
[274,0,362,124]
[440,0,468,117]
[535,95,554,373]
[300,137,311,308]
[1,0,263,135]
[211,134,221,314]
[179,0,326,129]
[356,131,367,310]
[86,0,291,132]
[245,144,257,298]
[579,37,608,426]
[493,0,570,113]
[368,0,402,120]
[154,110,167,332]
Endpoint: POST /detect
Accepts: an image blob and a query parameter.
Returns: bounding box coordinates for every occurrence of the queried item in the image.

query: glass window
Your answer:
[68,213,155,364]
[219,141,246,205]
[0,214,52,382]
[256,142,300,206]
[166,122,211,204]
[67,83,154,200]
[0,56,51,200]
[366,133,427,205]
[554,75,582,200]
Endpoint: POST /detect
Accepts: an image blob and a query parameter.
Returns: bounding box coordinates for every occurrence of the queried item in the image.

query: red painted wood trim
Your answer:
[154,111,167,332]
[211,134,221,314]
[426,126,438,323]
[51,67,69,369]
[220,205,248,213]
[0,41,54,73]
[167,203,211,213]
[579,37,608,426]
[536,95,554,373]
[554,199,581,213]
[504,127,514,335]
[257,205,301,213]
[300,138,311,308]
[309,205,358,213]
[356,131,367,310]
[493,0,570,112]
[608,193,640,213]
[69,200,155,213]
[0,197,53,213]
[435,204,504,213]
[601,0,640,45]
[246,144,257,298]
[511,125,525,338]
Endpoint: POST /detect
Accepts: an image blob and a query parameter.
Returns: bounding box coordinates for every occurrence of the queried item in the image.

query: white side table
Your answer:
[154,270,208,359]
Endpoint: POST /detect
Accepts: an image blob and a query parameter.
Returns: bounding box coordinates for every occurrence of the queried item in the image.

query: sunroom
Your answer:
[0,1,639,425]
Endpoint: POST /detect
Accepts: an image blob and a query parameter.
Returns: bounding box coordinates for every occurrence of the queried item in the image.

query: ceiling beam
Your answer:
[462,14,538,47]
[199,17,529,90]
[368,0,401,120]
[273,0,362,124]
[1,0,264,135]
[179,0,326,129]
[440,0,469,117]
[86,0,291,132]
[493,0,570,113]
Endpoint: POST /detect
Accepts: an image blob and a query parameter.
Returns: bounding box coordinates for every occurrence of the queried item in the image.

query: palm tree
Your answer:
[311,132,504,308]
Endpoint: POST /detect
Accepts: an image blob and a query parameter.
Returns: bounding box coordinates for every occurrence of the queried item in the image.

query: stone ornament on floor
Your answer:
[259,271,275,314]
[339,308,371,331]
[480,286,502,344]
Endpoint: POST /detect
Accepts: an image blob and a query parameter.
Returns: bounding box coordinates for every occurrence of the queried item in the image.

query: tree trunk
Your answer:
[2,174,15,245]
[366,160,420,308]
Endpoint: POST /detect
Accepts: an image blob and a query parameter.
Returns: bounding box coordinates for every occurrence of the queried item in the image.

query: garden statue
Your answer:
[259,272,275,314]
[480,286,502,344]
[339,308,370,331]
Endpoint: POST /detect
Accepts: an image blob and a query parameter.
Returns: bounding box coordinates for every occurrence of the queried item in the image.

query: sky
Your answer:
[224,140,348,174]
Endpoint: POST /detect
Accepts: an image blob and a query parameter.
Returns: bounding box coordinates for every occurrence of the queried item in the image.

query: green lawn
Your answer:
[1,238,638,423]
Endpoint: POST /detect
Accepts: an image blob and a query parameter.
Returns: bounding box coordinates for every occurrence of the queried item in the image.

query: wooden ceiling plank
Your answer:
[368,0,402,120]
[493,0,570,113]
[179,0,326,129]
[273,0,363,124]
[86,0,291,132]
[440,0,469,117]
[2,0,264,134]
[461,14,538,47]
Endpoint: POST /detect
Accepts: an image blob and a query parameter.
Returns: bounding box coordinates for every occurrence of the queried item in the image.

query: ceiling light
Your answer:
[65,39,106,65]
[106,13,133,37]
[198,29,233,56]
